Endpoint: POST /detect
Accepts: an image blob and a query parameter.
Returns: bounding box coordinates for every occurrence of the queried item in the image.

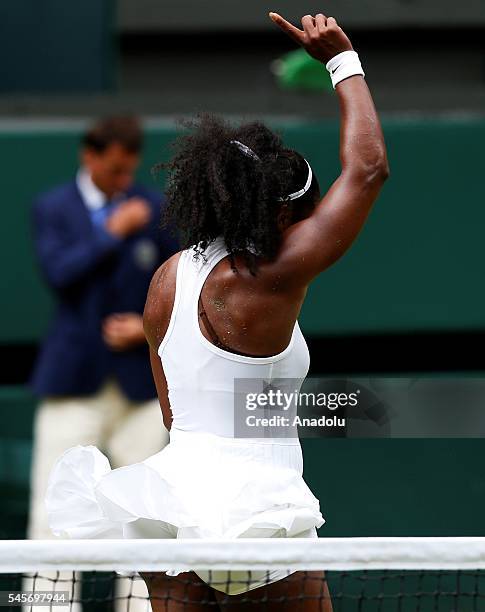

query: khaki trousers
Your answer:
[24,379,168,612]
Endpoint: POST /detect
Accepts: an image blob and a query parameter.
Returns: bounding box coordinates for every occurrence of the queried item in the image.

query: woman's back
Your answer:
[159,236,311,437]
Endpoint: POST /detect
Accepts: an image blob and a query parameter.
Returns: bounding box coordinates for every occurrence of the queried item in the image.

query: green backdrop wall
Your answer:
[1,117,484,343]
[0,1,116,93]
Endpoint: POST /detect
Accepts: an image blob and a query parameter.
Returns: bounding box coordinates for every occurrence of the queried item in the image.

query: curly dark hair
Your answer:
[159,114,320,274]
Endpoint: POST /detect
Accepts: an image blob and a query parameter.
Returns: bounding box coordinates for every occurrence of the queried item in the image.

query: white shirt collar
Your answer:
[76,168,108,211]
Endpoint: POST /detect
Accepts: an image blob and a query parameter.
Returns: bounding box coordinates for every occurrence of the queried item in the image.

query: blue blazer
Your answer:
[30,180,179,402]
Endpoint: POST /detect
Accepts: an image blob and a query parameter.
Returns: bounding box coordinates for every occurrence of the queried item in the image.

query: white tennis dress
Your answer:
[45,236,325,594]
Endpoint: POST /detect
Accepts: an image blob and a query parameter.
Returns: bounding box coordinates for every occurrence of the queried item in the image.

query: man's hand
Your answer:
[269,12,353,64]
[105,198,152,239]
[102,313,146,351]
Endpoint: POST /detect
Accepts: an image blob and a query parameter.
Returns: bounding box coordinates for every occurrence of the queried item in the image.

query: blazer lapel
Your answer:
[70,180,96,235]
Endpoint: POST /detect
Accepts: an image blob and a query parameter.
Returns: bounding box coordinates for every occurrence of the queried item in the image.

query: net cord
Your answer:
[2,538,485,573]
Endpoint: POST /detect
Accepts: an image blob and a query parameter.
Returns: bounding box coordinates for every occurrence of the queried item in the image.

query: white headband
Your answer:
[277,159,313,202]
[230,140,313,202]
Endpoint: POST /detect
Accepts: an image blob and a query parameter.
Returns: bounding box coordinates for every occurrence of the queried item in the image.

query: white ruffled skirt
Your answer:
[45,427,325,593]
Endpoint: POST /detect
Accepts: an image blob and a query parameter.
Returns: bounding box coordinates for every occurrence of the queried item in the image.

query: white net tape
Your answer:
[2,538,485,573]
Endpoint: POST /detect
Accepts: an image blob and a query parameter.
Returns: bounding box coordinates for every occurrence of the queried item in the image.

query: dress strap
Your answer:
[197,292,274,359]
[198,293,226,350]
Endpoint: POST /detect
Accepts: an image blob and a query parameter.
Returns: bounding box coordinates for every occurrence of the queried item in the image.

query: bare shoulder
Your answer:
[143,251,183,350]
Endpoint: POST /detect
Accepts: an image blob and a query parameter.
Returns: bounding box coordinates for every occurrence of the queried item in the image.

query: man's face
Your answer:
[82,142,140,198]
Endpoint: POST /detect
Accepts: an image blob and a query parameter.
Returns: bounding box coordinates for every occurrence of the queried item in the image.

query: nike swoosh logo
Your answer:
[331,67,338,74]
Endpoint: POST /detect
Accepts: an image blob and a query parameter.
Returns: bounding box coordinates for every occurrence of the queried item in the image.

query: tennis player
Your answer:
[45,10,388,612]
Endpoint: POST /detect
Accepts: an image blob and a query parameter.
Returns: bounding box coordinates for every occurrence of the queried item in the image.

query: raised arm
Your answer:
[270,12,389,284]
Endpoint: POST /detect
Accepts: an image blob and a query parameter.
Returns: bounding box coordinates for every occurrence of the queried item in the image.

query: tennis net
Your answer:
[1,537,485,611]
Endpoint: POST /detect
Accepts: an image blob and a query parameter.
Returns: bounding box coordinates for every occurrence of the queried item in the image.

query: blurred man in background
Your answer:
[26,116,177,612]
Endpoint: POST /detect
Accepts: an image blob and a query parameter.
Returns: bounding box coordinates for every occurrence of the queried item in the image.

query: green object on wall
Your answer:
[273,49,333,91]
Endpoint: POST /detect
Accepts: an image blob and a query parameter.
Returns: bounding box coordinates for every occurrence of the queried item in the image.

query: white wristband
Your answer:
[326,50,365,89]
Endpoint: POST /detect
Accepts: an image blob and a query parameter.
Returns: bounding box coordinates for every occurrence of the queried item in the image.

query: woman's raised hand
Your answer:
[269,12,353,64]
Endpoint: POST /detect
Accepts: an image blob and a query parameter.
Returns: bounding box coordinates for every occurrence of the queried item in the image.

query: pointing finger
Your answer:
[269,12,305,44]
